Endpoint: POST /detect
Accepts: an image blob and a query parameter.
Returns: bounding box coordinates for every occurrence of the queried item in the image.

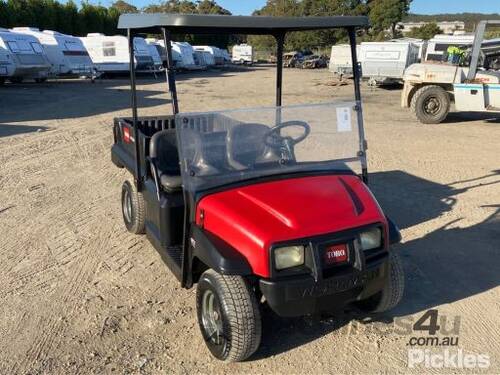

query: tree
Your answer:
[111,0,137,14]
[407,22,442,40]
[369,0,412,38]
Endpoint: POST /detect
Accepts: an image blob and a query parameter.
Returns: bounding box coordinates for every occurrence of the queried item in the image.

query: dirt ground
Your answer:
[0,66,499,374]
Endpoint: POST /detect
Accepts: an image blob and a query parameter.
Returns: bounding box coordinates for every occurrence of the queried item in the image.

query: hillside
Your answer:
[405,13,500,30]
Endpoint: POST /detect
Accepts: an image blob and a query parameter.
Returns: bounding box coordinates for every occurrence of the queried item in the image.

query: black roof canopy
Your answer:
[118,13,369,34]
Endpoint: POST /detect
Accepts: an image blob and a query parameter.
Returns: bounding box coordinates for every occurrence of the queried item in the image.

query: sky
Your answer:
[111,0,500,15]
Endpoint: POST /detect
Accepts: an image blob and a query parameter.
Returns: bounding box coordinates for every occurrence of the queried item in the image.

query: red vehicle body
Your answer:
[196,175,387,277]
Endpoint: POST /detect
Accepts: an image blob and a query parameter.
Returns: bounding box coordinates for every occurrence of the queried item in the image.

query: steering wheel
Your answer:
[264,121,311,162]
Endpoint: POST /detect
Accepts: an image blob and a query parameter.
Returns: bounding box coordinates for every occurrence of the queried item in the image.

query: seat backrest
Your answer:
[226,123,280,170]
[150,129,180,175]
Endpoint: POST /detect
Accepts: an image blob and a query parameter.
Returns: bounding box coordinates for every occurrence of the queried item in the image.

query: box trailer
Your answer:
[11,27,94,77]
[80,34,156,74]
[232,44,253,64]
[0,28,51,83]
[329,44,359,76]
[360,41,420,85]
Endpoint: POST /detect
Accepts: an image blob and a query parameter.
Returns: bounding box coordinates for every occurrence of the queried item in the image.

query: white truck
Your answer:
[402,21,500,124]
[231,44,253,65]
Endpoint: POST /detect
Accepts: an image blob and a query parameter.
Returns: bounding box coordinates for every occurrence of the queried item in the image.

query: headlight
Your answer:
[274,245,305,270]
[359,228,382,250]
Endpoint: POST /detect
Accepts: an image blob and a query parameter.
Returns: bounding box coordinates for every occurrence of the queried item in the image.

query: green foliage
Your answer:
[369,0,412,37]
[0,0,137,35]
[249,0,371,53]
[406,22,442,40]
[143,0,234,48]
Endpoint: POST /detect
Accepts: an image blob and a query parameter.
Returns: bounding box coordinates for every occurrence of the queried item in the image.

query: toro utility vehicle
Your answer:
[111,13,404,362]
[402,20,500,124]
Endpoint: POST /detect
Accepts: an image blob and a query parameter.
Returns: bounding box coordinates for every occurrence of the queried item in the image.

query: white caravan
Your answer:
[144,40,164,72]
[80,34,156,73]
[329,44,360,76]
[158,41,199,70]
[232,44,253,64]
[0,43,15,83]
[360,41,420,85]
[11,27,94,77]
[194,46,224,66]
[425,34,475,62]
[193,50,208,70]
[0,28,51,82]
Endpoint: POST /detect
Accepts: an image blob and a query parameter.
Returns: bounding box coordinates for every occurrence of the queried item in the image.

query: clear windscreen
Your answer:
[176,102,364,193]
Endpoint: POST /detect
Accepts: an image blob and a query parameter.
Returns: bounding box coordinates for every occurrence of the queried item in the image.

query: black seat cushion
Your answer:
[160,175,182,193]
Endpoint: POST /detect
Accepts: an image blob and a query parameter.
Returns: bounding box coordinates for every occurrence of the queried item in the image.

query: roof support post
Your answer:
[275,33,285,107]
[128,28,142,190]
[348,27,368,184]
[162,27,180,115]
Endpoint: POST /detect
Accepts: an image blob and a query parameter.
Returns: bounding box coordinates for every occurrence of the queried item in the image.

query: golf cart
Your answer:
[111,13,404,362]
[402,20,500,124]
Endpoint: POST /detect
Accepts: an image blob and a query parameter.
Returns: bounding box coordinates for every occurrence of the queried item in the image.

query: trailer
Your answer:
[360,41,420,85]
[329,44,359,76]
[232,43,253,65]
[390,37,427,61]
[144,40,164,72]
[0,43,15,84]
[80,34,156,74]
[194,46,224,66]
[11,27,94,78]
[425,34,475,62]
[0,28,51,83]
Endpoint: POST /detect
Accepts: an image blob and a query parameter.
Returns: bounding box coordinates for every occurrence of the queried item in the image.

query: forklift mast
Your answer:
[466,20,500,82]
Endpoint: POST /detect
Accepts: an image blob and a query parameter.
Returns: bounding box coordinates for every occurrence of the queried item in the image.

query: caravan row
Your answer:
[0,27,235,84]
[330,34,500,85]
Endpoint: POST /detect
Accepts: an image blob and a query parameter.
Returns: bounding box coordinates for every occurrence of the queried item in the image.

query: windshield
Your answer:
[176,102,365,193]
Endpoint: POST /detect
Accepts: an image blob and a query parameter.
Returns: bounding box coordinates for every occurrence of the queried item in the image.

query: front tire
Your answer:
[196,269,262,362]
[121,179,146,234]
[411,85,450,124]
[356,249,405,313]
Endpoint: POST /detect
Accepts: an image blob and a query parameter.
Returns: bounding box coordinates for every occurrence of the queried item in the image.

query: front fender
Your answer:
[190,225,253,276]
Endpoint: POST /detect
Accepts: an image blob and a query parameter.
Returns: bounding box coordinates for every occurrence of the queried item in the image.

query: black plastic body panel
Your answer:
[190,225,253,275]
[260,255,389,317]
[387,217,402,244]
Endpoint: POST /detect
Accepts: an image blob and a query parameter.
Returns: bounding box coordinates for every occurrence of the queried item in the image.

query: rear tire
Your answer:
[121,179,146,234]
[356,248,405,313]
[411,85,450,124]
[196,269,262,362]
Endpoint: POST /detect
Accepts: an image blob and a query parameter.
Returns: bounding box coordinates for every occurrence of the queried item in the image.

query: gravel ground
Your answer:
[0,66,499,374]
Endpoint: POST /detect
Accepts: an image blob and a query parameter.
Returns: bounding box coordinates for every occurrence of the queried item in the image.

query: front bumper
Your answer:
[260,254,389,317]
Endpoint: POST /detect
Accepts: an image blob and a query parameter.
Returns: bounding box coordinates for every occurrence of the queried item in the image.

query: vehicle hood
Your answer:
[196,175,387,277]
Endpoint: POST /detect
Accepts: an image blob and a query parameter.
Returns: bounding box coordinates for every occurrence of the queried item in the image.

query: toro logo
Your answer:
[325,244,348,265]
[123,127,134,143]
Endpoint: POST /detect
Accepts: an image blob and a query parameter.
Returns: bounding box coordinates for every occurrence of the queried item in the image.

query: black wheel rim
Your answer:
[122,189,133,224]
[423,96,441,116]
[200,289,227,357]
